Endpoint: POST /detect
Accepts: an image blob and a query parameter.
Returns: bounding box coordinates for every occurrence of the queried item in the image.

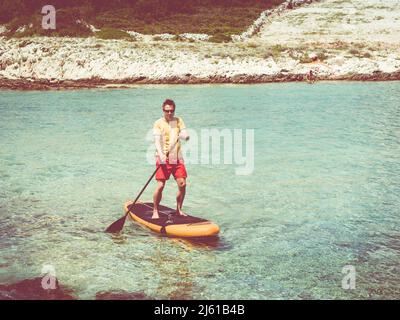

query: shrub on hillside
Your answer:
[210,33,232,43]
[1,0,286,39]
[4,7,93,37]
[95,28,132,40]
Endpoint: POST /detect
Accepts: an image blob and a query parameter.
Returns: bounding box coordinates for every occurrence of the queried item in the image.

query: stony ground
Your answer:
[257,0,400,46]
[0,0,399,89]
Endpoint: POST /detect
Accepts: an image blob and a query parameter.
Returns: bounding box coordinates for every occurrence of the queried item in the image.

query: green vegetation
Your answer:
[353,43,367,49]
[299,54,313,64]
[365,5,389,10]
[332,0,349,4]
[327,12,346,23]
[17,40,32,48]
[3,7,92,37]
[348,48,373,59]
[349,49,360,55]
[290,13,308,25]
[95,28,132,40]
[0,0,285,40]
[298,50,329,63]
[211,33,232,43]
[271,44,286,57]
[318,51,329,61]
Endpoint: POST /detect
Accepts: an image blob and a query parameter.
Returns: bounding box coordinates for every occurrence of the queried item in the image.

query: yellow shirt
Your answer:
[153,117,186,160]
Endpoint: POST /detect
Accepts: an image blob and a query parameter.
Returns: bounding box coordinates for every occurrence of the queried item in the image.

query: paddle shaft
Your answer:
[129,163,160,209]
[124,137,180,216]
[105,164,162,233]
[105,137,181,233]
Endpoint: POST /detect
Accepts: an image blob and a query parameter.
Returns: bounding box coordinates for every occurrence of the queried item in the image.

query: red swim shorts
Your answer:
[155,158,187,181]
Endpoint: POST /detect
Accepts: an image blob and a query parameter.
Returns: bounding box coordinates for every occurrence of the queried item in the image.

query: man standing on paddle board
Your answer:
[152,99,190,219]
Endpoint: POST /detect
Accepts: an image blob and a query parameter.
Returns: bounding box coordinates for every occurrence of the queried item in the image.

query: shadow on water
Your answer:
[110,232,129,245]
[171,235,232,251]
[0,278,159,300]
[103,217,232,250]
[107,230,232,250]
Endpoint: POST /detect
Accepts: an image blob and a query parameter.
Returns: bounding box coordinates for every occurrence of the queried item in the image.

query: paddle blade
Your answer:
[105,215,127,233]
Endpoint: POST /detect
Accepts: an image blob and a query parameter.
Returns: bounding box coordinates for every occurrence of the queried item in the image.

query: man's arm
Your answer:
[179,128,190,141]
[153,122,166,163]
[178,118,190,141]
[154,135,166,160]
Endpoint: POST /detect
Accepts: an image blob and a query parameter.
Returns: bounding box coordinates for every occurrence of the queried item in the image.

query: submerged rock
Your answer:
[95,290,154,300]
[0,277,76,300]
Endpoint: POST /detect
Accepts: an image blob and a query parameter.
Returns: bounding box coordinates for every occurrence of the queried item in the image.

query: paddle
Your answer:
[105,164,162,233]
[105,137,181,233]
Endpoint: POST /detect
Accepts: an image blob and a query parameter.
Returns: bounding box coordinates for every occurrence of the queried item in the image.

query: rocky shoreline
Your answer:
[1,0,399,90]
[1,71,400,90]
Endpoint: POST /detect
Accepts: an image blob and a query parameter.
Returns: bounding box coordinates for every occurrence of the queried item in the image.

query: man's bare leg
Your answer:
[176,178,187,216]
[153,180,165,219]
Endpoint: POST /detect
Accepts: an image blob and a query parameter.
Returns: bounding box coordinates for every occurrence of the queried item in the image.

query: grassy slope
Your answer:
[3,2,285,41]
[94,6,270,34]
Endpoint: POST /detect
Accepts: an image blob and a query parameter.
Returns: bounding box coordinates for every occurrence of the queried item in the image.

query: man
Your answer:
[307,70,316,84]
[152,99,190,219]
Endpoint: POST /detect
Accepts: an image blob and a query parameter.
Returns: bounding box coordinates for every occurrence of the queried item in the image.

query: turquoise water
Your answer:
[1,82,400,299]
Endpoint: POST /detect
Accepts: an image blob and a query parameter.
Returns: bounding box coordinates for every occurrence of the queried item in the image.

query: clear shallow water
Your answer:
[1,82,400,299]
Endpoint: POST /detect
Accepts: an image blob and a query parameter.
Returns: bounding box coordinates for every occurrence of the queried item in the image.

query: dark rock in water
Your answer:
[0,277,76,300]
[337,71,400,82]
[95,291,154,300]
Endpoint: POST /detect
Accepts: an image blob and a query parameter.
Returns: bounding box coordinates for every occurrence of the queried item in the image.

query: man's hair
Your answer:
[162,99,175,109]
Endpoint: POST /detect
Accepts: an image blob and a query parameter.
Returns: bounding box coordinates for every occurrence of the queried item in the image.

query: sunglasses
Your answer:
[163,109,175,113]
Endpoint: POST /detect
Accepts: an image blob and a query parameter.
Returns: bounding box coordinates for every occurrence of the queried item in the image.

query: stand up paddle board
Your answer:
[124,201,220,238]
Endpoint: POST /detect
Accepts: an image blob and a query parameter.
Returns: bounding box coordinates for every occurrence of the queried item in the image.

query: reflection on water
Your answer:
[110,233,129,245]
[171,236,232,251]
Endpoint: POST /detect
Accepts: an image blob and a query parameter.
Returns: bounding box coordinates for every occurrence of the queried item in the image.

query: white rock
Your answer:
[376,58,398,73]
[328,56,345,67]
[0,25,7,34]
[308,52,318,60]
[16,26,26,33]
[125,31,145,40]
[89,24,100,32]
[152,33,176,41]
[235,9,272,41]
[1,0,400,84]
[179,33,211,41]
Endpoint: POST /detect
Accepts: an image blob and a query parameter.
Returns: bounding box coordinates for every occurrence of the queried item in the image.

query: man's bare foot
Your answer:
[151,210,160,219]
[176,210,187,217]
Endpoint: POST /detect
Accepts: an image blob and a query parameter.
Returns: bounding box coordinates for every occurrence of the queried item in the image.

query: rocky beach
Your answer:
[1,0,400,90]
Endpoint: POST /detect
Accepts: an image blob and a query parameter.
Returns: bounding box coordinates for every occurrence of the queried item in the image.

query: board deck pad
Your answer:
[127,202,209,226]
